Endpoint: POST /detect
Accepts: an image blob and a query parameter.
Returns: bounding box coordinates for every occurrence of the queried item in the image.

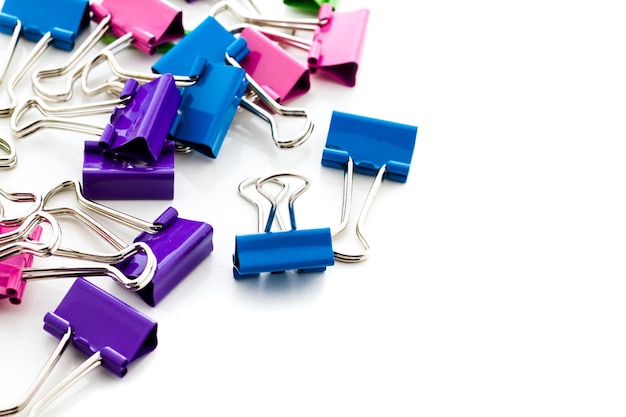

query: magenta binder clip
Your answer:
[236,26,311,103]
[0,278,157,416]
[82,140,176,200]
[91,0,184,55]
[0,224,42,305]
[321,110,417,262]
[307,5,369,87]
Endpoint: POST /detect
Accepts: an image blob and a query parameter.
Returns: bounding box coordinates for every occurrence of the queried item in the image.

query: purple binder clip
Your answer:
[13,75,180,160]
[321,110,417,262]
[0,278,157,416]
[82,140,175,200]
[0,224,42,305]
[0,0,91,116]
[42,180,214,306]
[115,207,214,306]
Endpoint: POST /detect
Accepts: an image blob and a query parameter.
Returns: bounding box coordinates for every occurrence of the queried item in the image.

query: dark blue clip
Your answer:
[114,207,214,306]
[233,174,334,278]
[0,278,157,416]
[321,110,418,262]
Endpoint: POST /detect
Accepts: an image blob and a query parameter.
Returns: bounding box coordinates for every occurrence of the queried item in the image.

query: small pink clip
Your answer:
[0,224,43,305]
[91,0,185,54]
[238,26,311,103]
[308,4,370,87]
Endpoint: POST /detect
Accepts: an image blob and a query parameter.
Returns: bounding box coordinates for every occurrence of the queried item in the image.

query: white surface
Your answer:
[2,0,626,416]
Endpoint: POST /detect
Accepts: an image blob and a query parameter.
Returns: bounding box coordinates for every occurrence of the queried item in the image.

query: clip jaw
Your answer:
[233,173,334,278]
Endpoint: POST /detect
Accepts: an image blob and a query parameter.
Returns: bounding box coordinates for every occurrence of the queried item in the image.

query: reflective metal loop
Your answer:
[26,351,102,417]
[0,31,54,117]
[10,95,130,139]
[81,36,198,97]
[0,188,42,226]
[331,159,387,263]
[0,18,21,85]
[42,179,162,234]
[0,137,17,169]
[256,173,311,232]
[31,15,113,102]
[227,55,313,149]
[0,211,61,263]
[38,204,155,291]
[210,0,328,31]
[238,177,290,232]
[0,327,72,417]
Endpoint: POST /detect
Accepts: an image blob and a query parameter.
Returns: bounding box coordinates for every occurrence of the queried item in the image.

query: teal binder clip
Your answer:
[321,110,418,262]
[233,173,334,278]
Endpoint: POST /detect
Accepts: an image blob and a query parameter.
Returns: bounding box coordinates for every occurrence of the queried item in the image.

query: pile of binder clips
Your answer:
[1,0,418,414]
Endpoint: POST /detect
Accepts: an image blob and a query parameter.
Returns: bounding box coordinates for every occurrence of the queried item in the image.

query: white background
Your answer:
[2,0,626,416]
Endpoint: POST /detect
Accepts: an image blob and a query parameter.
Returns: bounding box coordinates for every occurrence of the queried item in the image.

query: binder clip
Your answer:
[13,74,181,162]
[283,0,338,12]
[13,75,181,200]
[152,15,312,157]
[210,1,369,87]
[321,110,418,262]
[0,223,42,305]
[0,278,157,416]
[31,0,188,102]
[0,0,91,116]
[0,136,17,169]
[231,24,311,103]
[43,179,214,306]
[233,173,334,278]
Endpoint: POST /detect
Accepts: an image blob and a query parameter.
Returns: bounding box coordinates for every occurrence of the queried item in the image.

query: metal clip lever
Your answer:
[0,137,17,169]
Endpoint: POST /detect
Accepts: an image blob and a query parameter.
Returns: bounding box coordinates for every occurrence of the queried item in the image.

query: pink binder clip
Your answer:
[91,0,185,55]
[211,1,369,87]
[0,224,42,305]
[234,25,311,103]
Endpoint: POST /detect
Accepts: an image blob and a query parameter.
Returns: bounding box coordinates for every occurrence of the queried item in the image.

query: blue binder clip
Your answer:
[168,56,249,158]
[321,110,417,262]
[0,0,90,116]
[0,278,157,416]
[42,180,214,307]
[233,173,334,278]
[152,15,312,157]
